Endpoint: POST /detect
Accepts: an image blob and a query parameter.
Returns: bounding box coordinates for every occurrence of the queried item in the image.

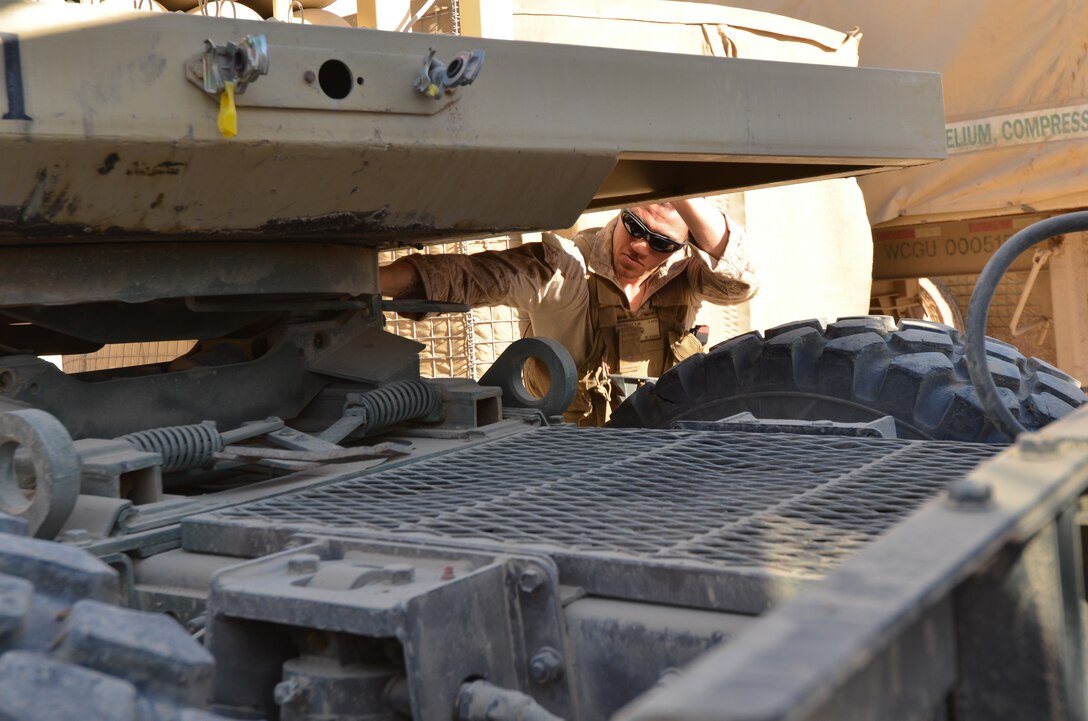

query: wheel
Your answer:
[0,514,229,721]
[608,316,1085,443]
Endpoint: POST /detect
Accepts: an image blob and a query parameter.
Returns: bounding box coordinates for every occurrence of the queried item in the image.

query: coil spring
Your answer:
[120,423,224,473]
[352,381,441,432]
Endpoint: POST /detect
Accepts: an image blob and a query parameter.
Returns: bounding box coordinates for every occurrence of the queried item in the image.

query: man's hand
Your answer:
[673,197,730,259]
[379,258,425,298]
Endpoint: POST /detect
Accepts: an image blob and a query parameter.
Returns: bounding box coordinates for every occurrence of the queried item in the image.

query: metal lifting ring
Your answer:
[478,337,577,419]
[0,409,80,539]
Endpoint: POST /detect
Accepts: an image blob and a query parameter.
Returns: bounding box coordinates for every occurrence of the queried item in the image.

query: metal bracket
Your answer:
[673,413,899,439]
[1008,247,1054,343]
[206,536,575,721]
[479,337,577,418]
[185,34,270,97]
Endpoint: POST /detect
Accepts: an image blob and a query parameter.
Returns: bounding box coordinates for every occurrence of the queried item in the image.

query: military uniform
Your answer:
[399,214,757,425]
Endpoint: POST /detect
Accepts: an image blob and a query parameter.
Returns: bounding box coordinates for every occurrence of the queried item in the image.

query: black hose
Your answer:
[966,211,1088,440]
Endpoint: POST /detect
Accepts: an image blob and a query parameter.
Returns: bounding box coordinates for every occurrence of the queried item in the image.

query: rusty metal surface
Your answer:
[0,1,944,244]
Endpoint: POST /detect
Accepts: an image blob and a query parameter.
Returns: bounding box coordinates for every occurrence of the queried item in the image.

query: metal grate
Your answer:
[211,428,1001,577]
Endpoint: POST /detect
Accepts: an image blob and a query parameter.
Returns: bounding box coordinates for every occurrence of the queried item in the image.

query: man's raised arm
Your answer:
[673,197,730,259]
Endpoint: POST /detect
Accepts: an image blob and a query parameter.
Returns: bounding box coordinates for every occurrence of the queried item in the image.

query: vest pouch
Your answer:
[571,364,613,426]
[669,330,705,365]
[617,317,665,377]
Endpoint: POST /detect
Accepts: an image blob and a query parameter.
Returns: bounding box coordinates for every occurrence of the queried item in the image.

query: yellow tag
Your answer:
[217,81,237,139]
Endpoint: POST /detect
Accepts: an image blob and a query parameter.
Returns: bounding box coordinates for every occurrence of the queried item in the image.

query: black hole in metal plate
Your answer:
[318,59,353,100]
[356,77,364,85]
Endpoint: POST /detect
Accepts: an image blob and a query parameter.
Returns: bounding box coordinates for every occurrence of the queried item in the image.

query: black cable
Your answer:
[965,211,1088,440]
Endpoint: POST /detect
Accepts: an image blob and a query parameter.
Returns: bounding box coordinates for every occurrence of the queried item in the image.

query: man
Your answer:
[380,197,757,425]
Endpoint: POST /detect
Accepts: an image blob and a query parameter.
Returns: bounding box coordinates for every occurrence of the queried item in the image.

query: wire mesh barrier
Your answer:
[944,271,1057,364]
[380,236,530,380]
[62,340,198,373]
[210,427,1000,578]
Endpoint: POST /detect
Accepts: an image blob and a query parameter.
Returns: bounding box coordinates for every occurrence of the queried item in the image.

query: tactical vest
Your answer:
[564,233,705,426]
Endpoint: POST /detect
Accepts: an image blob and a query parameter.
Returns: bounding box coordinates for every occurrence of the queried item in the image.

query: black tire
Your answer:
[608,316,1085,443]
[0,515,228,721]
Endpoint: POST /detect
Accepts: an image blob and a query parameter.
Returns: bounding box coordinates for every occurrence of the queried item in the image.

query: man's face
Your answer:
[611,206,688,285]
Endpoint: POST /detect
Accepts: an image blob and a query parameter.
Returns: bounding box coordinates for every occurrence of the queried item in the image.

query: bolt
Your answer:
[287,553,321,574]
[384,563,415,585]
[947,479,993,507]
[303,70,316,84]
[273,678,308,706]
[517,568,545,595]
[529,647,564,684]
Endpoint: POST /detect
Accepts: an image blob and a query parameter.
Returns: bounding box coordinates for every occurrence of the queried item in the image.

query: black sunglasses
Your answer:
[620,209,686,253]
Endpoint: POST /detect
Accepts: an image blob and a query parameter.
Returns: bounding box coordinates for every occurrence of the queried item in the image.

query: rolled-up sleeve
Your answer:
[684,213,759,304]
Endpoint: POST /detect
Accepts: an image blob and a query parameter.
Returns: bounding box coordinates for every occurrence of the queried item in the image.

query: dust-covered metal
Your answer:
[0,409,80,538]
[187,427,1001,611]
[617,407,1088,721]
[205,537,575,721]
[477,337,577,419]
[0,0,944,244]
[673,412,900,438]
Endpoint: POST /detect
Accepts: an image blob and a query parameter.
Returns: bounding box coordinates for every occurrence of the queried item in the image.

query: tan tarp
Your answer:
[511,0,859,63]
[719,0,1088,225]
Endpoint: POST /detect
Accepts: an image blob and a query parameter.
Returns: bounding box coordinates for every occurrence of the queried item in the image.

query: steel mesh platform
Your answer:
[196,427,1001,582]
